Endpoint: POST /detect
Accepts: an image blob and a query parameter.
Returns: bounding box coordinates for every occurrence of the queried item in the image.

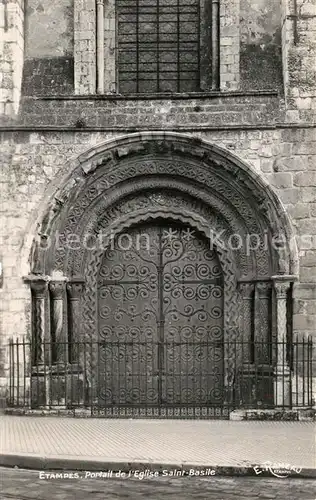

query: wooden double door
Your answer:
[96,222,224,409]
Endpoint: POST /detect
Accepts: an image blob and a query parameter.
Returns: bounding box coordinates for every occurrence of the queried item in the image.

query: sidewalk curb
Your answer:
[1,454,315,479]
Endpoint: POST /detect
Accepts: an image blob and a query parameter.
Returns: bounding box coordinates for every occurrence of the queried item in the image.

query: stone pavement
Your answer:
[0,416,315,477]
[1,467,316,500]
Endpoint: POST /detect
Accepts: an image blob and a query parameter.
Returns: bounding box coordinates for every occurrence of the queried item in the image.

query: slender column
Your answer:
[255,282,272,364]
[96,0,105,94]
[273,277,292,406]
[274,280,291,363]
[67,279,85,363]
[211,0,220,89]
[30,278,48,365]
[49,281,67,364]
[239,283,254,363]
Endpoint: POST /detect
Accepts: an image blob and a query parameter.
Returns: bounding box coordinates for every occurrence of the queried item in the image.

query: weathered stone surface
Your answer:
[0,0,24,115]
[294,283,316,300]
[294,172,316,187]
[302,188,316,203]
[300,251,316,267]
[240,0,282,90]
[297,218,316,235]
[13,93,281,128]
[286,203,310,220]
[267,173,293,188]
[278,188,300,205]
[25,0,74,58]
[293,314,316,330]
[300,267,316,283]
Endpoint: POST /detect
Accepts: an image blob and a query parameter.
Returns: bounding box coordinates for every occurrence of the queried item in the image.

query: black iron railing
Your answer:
[7,338,315,418]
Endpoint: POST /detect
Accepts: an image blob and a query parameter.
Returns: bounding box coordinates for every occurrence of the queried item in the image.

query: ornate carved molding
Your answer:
[49,281,66,363]
[254,282,272,362]
[239,282,254,362]
[66,278,85,362]
[58,174,269,280]
[32,141,297,277]
[26,277,48,364]
[33,133,295,259]
[272,276,294,368]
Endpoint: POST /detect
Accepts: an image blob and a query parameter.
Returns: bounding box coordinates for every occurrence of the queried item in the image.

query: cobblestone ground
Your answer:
[1,468,315,500]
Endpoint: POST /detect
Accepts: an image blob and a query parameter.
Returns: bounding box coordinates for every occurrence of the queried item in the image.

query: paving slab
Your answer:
[0,416,315,478]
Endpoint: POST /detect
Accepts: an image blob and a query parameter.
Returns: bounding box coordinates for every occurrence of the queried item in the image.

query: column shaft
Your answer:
[67,280,85,363]
[30,279,48,365]
[273,278,293,406]
[254,282,272,364]
[49,281,67,364]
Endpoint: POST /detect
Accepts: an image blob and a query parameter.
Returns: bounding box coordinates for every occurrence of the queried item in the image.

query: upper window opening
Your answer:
[117,0,203,94]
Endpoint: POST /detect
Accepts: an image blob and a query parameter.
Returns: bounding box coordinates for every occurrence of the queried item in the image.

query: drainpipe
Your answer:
[96,0,105,93]
[293,0,299,45]
[211,0,220,89]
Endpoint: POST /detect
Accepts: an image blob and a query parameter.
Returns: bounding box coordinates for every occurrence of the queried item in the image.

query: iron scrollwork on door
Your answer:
[97,223,224,411]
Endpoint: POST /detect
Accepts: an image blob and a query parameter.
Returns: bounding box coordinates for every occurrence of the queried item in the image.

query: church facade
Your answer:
[0,0,315,417]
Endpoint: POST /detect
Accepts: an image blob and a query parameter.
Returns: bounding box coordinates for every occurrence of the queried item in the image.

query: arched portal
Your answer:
[25,132,298,416]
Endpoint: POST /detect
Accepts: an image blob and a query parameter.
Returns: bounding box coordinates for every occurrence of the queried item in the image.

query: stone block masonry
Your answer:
[281,0,316,120]
[0,0,24,116]
[16,92,281,128]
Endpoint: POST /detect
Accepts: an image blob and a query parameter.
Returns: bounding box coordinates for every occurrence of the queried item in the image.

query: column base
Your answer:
[31,364,89,408]
[236,364,275,408]
[31,365,49,408]
[274,365,291,407]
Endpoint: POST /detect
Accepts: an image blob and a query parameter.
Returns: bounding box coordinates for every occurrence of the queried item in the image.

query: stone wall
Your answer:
[0,0,24,116]
[23,0,74,96]
[16,92,280,128]
[74,0,95,94]
[240,0,283,90]
[281,0,316,121]
[103,0,116,93]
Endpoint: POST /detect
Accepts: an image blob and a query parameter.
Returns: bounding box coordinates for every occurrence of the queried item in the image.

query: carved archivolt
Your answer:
[52,159,274,278]
[68,187,257,277]
[35,134,296,279]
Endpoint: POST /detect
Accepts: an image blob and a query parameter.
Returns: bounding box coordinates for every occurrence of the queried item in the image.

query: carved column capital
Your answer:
[274,281,291,299]
[239,282,254,299]
[67,279,85,301]
[27,277,49,298]
[49,281,65,300]
[272,275,296,299]
[256,281,272,298]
